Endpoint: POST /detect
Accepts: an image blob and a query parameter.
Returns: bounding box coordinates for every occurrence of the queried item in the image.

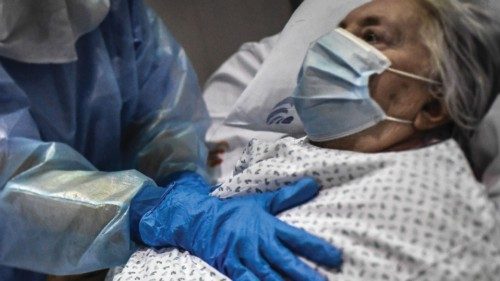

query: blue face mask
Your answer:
[293,28,441,142]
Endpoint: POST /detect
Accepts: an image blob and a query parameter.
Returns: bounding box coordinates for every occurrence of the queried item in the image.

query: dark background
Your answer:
[145,0,303,84]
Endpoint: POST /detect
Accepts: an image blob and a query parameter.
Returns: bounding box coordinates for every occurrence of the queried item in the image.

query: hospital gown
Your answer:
[114,137,500,281]
[0,0,209,278]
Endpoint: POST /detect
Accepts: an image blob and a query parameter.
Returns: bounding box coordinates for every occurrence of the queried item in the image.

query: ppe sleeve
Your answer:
[0,0,209,275]
[0,105,158,275]
[123,2,210,185]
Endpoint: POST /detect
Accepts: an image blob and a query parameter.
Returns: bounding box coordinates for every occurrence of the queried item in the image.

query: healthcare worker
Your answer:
[0,0,342,280]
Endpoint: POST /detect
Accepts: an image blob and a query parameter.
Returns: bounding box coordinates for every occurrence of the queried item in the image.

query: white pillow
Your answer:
[224,0,370,135]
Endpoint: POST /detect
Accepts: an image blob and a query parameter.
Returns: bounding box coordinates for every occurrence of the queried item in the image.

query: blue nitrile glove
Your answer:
[131,171,342,281]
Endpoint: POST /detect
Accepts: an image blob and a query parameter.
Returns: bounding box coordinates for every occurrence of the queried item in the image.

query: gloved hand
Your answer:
[131,172,342,281]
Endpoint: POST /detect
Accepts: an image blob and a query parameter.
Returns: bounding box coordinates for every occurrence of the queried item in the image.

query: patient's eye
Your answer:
[363,30,381,44]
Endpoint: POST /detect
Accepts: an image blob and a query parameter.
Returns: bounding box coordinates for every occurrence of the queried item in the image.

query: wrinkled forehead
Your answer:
[339,0,424,29]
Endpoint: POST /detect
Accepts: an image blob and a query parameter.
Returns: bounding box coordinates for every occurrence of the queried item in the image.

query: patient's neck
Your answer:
[385,128,451,152]
[311,126,451,153]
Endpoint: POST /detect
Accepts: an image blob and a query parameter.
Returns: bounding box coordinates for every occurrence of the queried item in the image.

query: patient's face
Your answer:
[314,0,448,152]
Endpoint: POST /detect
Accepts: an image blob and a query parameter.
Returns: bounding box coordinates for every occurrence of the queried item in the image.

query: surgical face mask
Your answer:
[293,28,441,142]
[0,0,110,64]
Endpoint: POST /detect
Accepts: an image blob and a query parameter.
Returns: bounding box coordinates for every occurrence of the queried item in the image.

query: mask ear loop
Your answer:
[384,115,413,124]
[386,67,445,102]
[383,68,442,125]
[386,68,441,85]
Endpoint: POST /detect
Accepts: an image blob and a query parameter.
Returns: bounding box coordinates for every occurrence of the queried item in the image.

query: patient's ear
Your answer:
[414,98,450,131]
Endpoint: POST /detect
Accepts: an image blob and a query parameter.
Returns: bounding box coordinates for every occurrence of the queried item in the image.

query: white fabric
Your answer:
[223,0,369,134]
[110,248,228,281]
[114,137,500,281]
[203,34,286,182]
[0,0,110,63]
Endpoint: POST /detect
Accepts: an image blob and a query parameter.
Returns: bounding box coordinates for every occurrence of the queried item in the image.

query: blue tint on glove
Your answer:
[134,171,342,281]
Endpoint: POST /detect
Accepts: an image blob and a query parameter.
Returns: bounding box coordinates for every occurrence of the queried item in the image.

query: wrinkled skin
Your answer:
[315,0,450,152]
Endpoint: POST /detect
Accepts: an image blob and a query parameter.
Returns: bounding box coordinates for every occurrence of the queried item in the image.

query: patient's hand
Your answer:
[207,141,229,167]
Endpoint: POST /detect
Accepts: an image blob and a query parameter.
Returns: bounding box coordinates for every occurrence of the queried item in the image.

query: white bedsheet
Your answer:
[113,137,500,281]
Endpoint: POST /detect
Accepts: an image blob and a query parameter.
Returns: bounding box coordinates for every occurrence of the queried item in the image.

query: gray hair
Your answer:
[415,0,500,132]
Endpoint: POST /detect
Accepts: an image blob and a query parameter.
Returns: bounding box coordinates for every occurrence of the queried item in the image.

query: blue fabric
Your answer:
[0,266,46,281]
[136,172,343,281]
[0,0,209,278]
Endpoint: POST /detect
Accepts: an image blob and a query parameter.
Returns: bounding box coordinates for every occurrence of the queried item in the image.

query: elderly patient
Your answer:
[114,0,500,280]
[296,0,499,156]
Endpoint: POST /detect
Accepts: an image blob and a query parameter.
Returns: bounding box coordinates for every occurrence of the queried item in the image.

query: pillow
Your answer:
[224,0,370,135]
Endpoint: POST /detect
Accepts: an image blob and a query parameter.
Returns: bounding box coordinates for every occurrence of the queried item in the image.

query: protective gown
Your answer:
[0,0,209,279]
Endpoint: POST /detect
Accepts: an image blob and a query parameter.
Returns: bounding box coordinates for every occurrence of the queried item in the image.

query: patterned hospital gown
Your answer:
[112,137,500,281]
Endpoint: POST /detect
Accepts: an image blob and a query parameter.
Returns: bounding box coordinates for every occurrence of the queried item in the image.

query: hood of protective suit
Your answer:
[0,0,110,64]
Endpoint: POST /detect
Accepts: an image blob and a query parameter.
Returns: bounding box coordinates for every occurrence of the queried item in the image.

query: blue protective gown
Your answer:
[0,0,209,279]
